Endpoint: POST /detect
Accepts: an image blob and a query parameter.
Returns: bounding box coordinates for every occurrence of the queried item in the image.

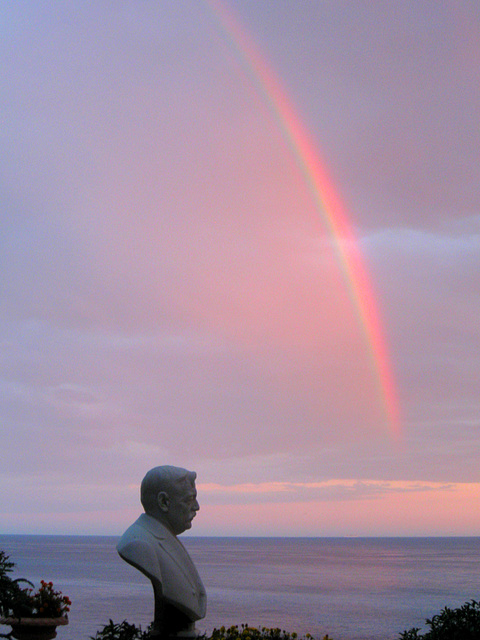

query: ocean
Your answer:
[0,535,479,640]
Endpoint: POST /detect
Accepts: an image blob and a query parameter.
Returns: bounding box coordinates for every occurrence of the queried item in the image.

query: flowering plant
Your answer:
[13,580,71,618]
[91,622,326,640]
[207,625,324,640]
[0,551,71,620]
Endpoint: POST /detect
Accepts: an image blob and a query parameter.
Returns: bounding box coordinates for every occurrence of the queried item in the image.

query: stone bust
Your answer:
[117,466,206,638]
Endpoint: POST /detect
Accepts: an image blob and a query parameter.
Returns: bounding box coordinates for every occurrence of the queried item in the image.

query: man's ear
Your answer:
[157,491,170,512]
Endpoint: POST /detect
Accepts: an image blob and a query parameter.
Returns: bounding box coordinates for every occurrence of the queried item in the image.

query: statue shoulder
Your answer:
[117,516,163,583]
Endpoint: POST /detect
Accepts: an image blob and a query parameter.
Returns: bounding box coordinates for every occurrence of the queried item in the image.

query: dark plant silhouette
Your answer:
[0,550,70,619]
[0,551,33,619]
[91,622,326,640]
[90,620,150,640]
[399,600,480,640]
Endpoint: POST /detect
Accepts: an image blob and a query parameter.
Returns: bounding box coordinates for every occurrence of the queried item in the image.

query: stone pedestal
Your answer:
[0,617,68,640]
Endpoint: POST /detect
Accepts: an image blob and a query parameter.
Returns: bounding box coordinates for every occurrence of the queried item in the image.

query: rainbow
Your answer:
[205,0,402,440]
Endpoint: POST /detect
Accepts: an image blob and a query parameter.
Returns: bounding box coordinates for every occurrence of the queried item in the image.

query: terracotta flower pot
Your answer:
[0,616,68,640]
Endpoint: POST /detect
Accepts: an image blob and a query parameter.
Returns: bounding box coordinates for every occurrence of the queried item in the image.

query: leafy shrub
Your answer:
[0,550,70,619]
[207,625,323,640]
[90,619,150,640]
[399,599,480,639]
[91,622,326,640]
[0,550,33,618]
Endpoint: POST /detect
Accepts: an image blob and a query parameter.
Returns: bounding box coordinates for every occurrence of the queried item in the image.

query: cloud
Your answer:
[197,479,456,505]
[360,224,480,425]
[0,2,478,535]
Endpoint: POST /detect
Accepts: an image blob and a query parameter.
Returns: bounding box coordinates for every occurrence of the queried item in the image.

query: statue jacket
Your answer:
[117,513,207,620]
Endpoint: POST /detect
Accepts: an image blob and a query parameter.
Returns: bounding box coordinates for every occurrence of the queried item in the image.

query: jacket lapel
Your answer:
[137,514,200,588]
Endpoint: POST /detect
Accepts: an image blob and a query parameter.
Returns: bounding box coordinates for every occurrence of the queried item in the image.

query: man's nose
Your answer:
[193,499,200,511]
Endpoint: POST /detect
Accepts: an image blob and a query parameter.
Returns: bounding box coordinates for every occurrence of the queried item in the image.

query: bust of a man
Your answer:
[117,466,206,638]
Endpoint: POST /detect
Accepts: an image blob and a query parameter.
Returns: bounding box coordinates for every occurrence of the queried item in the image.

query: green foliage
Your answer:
[0,550,33,618]
[92,622,324,640]
[0,552,15,579]
[90,620,150,640]
[399,629,422,640]
[0,550,70,619]
[399,600,480,640]
[206,624,321,640]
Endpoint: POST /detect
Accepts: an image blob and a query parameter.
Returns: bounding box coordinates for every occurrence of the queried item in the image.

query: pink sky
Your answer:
[1,1,479,536]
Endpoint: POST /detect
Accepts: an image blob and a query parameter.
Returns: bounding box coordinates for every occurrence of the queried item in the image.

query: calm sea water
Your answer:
[0,535,479,640]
